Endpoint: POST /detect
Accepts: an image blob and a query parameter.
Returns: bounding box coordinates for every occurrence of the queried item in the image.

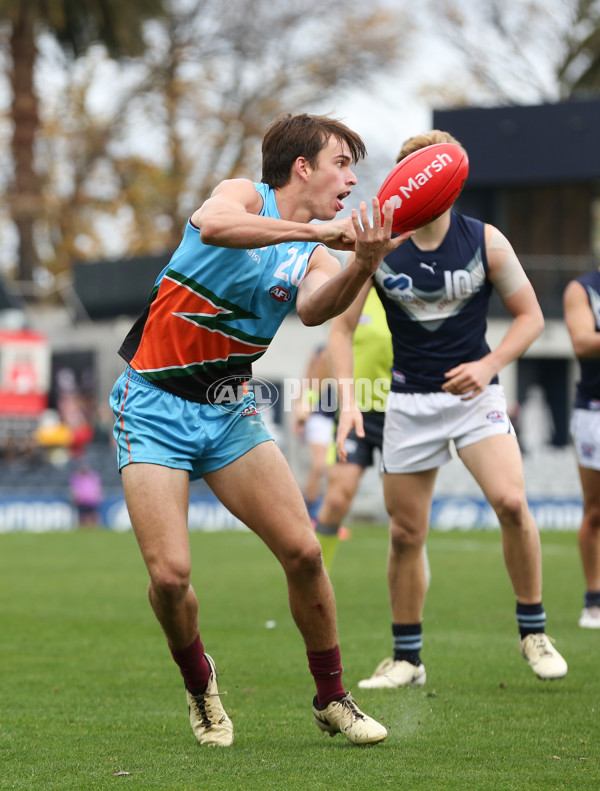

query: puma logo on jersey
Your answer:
[419,262,436,274]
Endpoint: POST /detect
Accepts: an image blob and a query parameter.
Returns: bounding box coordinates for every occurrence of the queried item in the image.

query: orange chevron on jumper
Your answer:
[130,270,271,377]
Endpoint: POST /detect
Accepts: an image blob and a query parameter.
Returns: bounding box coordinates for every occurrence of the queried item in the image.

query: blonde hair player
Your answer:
[331,129,568,688]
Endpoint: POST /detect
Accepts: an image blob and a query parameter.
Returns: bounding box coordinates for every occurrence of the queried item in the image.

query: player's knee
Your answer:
[389,519,425,553]
[493,490,528,529]
[281,536,323,579]
[323,487,352,520]
[149,560,191,602]
[586,503,600,531]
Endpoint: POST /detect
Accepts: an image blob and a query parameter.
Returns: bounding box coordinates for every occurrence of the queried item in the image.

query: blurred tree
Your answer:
[557,0,600,95]
[127,0,414,250]
[25,0,415,273]
[0,0,166,284]
[425,0,600,106]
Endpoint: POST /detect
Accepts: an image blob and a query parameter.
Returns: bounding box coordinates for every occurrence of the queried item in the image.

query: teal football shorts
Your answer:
[109,366,273,480]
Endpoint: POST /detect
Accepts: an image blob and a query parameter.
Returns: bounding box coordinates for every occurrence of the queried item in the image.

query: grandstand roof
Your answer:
[433,98,600,186]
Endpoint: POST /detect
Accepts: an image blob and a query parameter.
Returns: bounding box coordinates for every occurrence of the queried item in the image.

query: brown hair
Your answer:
[262,113,367,188]
[396,129,465,163]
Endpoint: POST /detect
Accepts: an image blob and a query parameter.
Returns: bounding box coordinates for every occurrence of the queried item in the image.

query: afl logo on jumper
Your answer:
[269,285,292,302]
[486,410,505,424]
[582,442,595,458]
[207,375,280,415]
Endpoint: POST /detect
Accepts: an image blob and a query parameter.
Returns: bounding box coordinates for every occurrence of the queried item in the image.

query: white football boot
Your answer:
[186,654,234,746]
[579,606,600,629]
[313,693,387,744]
[519,634,568,680]
[358,658,426,689]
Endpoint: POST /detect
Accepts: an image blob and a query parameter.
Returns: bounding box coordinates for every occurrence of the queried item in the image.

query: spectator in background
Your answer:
[293,344,336,520]
[563,268,600,629]
[314,287,391,570]
[34,409,73,466]
[55,367,94,457]
[69,462,103,528]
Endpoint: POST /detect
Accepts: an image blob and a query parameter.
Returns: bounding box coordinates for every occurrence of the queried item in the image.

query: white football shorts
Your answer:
[382,384,515,473]
[303,412,335,446]
[570,408,600,471]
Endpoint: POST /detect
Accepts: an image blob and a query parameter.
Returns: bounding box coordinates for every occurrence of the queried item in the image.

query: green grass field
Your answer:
[1,527,598,790]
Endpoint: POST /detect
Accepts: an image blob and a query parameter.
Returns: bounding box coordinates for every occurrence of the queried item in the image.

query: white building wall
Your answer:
[27,307,582,525]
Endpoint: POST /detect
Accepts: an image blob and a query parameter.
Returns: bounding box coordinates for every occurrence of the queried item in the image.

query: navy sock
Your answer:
[516,602,546,639]
[584,590,600,608]
[392,623,422,665]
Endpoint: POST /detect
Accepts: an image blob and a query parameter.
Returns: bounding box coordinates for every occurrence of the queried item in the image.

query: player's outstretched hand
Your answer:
[316,198,413,255]
[353,198,413,275]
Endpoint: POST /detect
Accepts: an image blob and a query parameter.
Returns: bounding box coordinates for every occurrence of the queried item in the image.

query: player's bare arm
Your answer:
[196,179,357,251]
[297,199,411,326]
[325,280,372,461]
[443,224,544,400]
[563,280,600,358]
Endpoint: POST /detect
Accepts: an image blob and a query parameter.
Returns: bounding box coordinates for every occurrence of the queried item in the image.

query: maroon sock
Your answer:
[307,645,345,707]
[170,634,211,694]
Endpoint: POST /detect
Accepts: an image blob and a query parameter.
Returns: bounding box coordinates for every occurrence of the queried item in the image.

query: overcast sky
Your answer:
[313,24,458,214]
[0,2,569,271]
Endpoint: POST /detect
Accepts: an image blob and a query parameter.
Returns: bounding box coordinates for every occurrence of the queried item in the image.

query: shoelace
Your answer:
[372,658,394,676]
[528,635,554,657]
[339,695,365,722]
[191,690,228,727]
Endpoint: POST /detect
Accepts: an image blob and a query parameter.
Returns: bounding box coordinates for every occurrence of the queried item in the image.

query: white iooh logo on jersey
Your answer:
[444,269,475,300]
[375,247,486,332]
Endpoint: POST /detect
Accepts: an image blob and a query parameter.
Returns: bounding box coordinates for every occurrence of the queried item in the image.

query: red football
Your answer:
[377,143,469,234]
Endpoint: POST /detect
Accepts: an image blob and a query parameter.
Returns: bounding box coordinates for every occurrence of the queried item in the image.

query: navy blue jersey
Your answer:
[573,269,600,409]
[373,212,497,393]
